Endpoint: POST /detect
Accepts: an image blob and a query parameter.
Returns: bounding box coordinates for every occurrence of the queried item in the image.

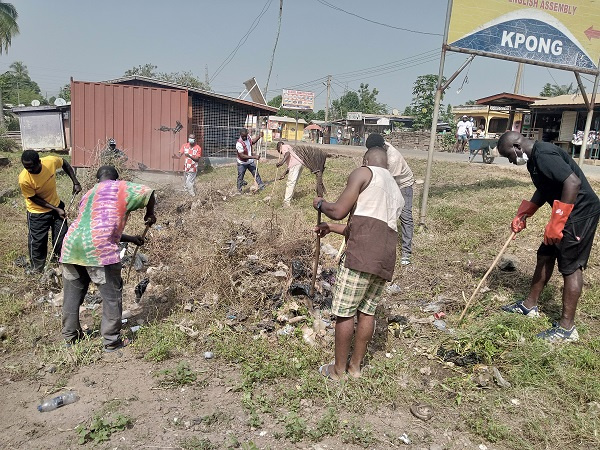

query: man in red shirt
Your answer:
[174,134,202,196]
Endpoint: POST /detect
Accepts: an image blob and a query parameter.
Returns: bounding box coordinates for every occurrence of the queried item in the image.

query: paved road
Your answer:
[305,142,600,181]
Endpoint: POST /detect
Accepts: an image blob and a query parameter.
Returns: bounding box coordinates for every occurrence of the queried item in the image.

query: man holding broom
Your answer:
[275,140,305,207]
[497,131,600,343]
[236,128,265,193]
[312,146,403,379]
[60,165,156,351]
[18,149,82,273]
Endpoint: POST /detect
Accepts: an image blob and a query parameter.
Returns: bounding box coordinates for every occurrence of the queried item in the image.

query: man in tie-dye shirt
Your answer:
[60,165,156,351]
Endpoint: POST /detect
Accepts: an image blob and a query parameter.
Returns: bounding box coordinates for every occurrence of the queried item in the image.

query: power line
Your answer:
[314,0,442,36]
[331,49,440,78]
[210,0,273,83]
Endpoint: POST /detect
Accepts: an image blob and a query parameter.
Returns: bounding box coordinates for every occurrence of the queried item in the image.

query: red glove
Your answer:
[511,200,539,233]
[544,200,574,245]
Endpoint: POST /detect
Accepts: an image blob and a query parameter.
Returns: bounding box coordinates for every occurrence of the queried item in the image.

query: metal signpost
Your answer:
[420,0,600,226]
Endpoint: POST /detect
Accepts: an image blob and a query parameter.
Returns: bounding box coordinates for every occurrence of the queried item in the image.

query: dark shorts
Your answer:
[537,213,599,275]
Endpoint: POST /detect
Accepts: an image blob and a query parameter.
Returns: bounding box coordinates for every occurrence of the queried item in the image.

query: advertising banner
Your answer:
[282,89,315,111]
[447,0,600,74]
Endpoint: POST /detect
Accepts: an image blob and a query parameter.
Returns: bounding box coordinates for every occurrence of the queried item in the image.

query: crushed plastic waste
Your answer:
[437,346,481,366]
[135,278,150,300]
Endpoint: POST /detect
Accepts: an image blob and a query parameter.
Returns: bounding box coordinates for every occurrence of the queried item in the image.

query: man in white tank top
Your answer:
[312,146,403,380]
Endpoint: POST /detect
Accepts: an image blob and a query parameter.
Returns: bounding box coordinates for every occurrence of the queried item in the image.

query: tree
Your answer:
[539,82,578,97]
[9,60,26,78]
[357,83,387,114]
[124,64,158,78]
[0,61,43,106]
[331,91,360,119]
[58,83,70,101]
[409,74,447,130]
[268,95,282,109]
[123,64,211,91]
[0,1,19,55]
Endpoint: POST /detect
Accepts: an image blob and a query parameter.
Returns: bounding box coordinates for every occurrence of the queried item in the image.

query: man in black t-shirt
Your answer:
[496,131,600,343]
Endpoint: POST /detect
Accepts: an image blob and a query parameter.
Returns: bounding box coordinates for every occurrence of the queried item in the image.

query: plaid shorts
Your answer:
[332,259,386,317]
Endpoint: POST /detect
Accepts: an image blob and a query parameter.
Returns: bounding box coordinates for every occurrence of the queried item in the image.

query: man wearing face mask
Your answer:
[174,134,202,197]
[497,131,600,343]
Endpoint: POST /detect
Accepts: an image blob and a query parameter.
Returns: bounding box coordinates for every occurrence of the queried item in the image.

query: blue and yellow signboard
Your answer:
[448,0,600,74]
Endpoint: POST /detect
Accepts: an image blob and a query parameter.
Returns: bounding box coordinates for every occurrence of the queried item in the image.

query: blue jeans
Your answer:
[237,163,264,191]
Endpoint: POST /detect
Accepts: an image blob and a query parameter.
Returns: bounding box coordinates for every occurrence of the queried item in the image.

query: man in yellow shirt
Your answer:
[18,150,82,272]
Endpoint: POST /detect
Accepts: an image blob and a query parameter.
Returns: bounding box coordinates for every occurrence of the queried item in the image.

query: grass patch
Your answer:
[75,413,132,445]
[154,360,198,388]
[132,321,189,361]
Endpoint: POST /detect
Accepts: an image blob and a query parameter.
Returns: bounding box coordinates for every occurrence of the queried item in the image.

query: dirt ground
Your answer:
[1,148,600,450]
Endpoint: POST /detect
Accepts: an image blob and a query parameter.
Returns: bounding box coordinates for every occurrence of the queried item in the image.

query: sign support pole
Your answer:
[419,0,453,227]
[577,63,600,167]
[295,110,299,144]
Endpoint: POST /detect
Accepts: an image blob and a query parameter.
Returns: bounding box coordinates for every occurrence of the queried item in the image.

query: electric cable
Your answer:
[314,0,442,36]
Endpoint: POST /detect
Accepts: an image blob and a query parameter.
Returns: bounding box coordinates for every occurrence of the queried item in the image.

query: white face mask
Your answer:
[188,139,195,144]
[514,148,528,165]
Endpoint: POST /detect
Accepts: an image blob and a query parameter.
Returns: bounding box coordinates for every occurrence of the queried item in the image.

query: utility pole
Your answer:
[513,63,524,94]
[205,65,209,88]
[325,75,331,122]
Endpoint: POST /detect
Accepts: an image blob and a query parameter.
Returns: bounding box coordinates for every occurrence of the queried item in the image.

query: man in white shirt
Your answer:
[236,128,264,193]
[453,115,469,153]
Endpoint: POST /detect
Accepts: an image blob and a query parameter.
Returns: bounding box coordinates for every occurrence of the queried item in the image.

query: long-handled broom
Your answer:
[293,145,327,297]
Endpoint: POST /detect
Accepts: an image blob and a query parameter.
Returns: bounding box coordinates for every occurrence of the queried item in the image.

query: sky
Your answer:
[2,0,593,112]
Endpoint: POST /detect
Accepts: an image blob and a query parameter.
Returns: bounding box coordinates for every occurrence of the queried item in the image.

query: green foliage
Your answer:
[410,74,447,130]
[76,413,132,445]
[0,134,18,151]
[357,83,387,114]
[155,360,197,387]
[124,63,158,77]
[332,91,359,119]
[180,437,216,450]
[341,421,375,447]
[133,322,189,362]
[309,408,340,441]
[282,412,307,443]
[0,61,44,106]
[57,83,70,101]
[466,409,510,443]
[123,63,211,90]
[540,82,577,97]
[0,2,19,55]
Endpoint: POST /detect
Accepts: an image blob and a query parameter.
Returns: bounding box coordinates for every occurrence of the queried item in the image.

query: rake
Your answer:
[458,231,516,323]
[125,223,152,283]
[294,145,327,297]
[48,192,78,265]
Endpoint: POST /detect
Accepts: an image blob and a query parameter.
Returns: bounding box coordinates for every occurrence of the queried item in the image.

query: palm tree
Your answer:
[0,2,19,55]
[9,61,27,104]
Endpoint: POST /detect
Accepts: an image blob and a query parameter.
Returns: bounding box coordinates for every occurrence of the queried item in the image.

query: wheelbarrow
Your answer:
[468,138,498,164]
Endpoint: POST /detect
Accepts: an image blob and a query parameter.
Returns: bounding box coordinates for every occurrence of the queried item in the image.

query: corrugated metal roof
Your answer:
[103,76,278,113]
[531,94,589,107]
[12,105,70,113]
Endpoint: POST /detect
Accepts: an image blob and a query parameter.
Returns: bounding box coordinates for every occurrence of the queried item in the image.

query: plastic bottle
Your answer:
[37,391,79,412]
